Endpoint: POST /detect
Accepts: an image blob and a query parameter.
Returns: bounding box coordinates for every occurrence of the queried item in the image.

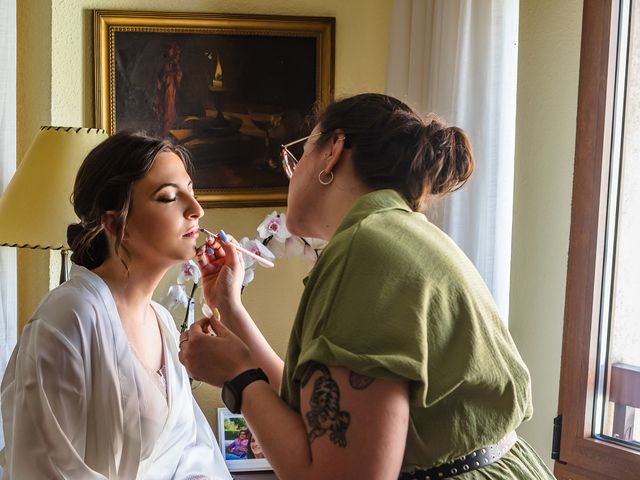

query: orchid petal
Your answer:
[303,244,319,263]
[239,237,257,268]
[242,267,255,287]
[197,288,204,305]
[284,236,305,257]
[253,241,276,262]
[266,238,287,257]
[164,285,188,310]
[303,237,327,251]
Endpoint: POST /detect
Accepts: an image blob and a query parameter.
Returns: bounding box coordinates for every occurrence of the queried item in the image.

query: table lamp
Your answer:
[0,126,109,283]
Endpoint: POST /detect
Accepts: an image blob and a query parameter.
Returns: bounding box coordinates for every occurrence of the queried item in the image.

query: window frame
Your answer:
[555,0,640,478]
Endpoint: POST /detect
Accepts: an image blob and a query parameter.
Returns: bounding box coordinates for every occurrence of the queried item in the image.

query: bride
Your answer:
[1,131,231,479]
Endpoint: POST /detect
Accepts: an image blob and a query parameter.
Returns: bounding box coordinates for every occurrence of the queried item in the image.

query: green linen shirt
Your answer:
[280,189,549,476]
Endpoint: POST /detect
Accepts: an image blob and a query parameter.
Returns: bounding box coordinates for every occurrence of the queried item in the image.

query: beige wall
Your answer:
[17,0,393,428]
[16,1,54,333]
[511,0,583,467]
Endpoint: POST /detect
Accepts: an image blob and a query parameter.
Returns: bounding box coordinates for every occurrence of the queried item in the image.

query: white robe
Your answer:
[0,265,231,480]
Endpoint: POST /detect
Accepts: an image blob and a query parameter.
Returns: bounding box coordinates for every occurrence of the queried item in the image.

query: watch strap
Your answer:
[224,368,269,413]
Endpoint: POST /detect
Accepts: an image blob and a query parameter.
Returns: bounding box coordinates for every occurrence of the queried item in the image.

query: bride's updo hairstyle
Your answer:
[313,93,474,211]
[66,131,193,269]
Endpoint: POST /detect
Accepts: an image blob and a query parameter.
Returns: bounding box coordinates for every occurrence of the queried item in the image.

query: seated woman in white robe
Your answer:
[0,131,232,480]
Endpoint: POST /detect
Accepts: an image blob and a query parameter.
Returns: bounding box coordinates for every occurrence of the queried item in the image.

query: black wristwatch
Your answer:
[222,368,269,414]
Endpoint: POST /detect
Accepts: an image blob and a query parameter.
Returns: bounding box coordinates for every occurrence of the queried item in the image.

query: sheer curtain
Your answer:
[386,0,518,320]
[0,0,17,453]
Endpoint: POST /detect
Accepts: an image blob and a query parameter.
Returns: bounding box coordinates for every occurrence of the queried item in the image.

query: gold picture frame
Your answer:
[94,10,335,207]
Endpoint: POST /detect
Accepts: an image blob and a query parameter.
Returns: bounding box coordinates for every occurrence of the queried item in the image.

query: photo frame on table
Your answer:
[217,407,272,472]
[94,10,335,207]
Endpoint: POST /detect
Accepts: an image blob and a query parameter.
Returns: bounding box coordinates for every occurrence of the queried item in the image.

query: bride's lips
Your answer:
[182,227,200,238]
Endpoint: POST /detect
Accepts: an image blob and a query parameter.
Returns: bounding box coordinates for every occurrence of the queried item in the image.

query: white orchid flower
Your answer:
[254,241,276,264]
[257,211,291,241]
[177,260,201,284]
[237,238,276,288]
[239,238,276,267]
[164,284,189,310]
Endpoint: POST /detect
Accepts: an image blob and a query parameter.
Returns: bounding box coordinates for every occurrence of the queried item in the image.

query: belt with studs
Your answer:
[399,431,518,479]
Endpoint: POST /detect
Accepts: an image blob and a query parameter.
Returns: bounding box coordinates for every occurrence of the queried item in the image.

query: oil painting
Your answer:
[95,11,334,206]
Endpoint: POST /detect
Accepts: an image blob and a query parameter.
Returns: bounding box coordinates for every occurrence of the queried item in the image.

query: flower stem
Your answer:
[179,282,198,333]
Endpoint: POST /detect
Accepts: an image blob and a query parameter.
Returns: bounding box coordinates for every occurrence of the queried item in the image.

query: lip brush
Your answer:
[199,227,275,268]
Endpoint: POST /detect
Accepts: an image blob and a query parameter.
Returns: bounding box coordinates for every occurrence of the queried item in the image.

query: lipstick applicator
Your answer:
[199,227,275,268]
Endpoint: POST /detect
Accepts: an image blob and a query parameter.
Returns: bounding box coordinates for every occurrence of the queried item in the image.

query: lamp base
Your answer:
[59,249,70,284]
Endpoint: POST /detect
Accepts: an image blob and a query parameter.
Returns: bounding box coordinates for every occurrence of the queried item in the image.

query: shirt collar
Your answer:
[302,190,412,286]
[333,189,413,237]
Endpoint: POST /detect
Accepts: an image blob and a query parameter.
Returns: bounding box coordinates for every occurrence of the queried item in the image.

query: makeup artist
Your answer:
[179,93,555,480]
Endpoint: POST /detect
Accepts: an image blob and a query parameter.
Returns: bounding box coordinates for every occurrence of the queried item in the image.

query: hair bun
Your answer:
[66,223,86,250]
[426,125,475,195]
[67,222,107,270]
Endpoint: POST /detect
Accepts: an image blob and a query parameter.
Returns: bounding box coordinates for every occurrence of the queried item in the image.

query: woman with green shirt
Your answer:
[179,93,555,479]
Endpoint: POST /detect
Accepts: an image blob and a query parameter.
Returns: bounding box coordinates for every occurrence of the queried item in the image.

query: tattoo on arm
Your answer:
[301,363,351,447]
[349,371,374,390]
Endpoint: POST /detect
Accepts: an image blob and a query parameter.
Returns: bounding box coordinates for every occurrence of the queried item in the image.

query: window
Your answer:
[555,0,640,478]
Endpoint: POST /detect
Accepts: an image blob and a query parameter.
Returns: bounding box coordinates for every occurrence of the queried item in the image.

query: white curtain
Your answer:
[0,0,17,457]
[386,0,518,320]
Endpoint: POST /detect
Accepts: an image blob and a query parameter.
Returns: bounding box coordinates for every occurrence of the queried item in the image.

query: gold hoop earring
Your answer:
[318,169,334,185]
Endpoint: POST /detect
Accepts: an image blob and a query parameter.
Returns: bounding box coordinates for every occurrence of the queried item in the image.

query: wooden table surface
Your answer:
[233,472,278,480]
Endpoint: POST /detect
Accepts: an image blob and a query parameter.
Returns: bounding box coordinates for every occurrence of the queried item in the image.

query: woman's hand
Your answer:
[195,234,245,312]
[178,313,255,387]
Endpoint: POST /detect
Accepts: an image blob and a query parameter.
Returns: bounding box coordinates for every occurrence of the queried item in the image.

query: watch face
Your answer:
[222,383,240,414]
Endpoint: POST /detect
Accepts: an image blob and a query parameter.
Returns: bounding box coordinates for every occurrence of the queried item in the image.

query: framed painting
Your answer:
[94,10,335,207]
[217,408,272,472]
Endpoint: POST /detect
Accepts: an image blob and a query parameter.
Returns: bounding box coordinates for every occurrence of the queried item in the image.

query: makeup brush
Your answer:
[199,227,275,268]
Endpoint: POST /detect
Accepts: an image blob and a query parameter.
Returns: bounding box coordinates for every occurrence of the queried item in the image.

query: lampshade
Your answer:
[0,126,109,251]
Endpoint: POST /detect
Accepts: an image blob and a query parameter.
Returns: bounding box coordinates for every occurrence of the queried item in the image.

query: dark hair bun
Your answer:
[66,223,84,249]
[67,222,108,270]
[426,124,475,195]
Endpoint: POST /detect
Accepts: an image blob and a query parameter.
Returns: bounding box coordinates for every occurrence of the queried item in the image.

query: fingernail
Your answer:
[218,230,229,243]
[212,307,221,321]
[206,246,215,255]
[202,304,213,318]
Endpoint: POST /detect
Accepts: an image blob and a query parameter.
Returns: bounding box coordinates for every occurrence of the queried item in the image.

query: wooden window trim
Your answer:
[555,0,640,478]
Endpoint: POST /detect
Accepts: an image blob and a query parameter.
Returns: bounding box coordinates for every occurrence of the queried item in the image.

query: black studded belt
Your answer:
[398,431,518,479]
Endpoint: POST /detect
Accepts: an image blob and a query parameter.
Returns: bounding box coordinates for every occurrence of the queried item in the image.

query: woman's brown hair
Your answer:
[313,93,474,211]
